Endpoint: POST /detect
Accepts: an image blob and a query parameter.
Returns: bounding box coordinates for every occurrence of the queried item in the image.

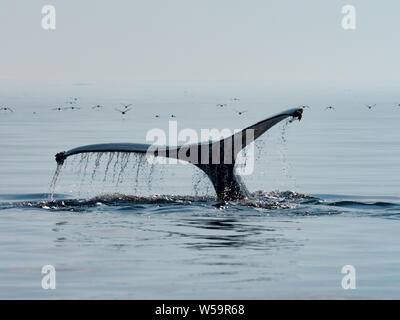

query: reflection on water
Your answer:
[1,192,400,298]
[176,217,299,251]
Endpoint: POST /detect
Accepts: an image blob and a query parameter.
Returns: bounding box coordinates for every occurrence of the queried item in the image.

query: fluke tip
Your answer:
[55,152,66,165]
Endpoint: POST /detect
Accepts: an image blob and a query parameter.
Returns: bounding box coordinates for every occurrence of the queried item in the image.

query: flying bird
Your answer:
[233,109,247,115]
[300,105,310,109]
[0,107,14,112]
[325,106,336,111]
[115,108,132,115]
[216,103,227,107]
[365,104,376,110]
[52,106,66,111]
[92,105,104,109]
[231,98,240,102]
[121,103,132,109]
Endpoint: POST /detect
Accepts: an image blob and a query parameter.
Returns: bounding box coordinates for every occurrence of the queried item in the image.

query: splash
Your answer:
[8,190,373,217]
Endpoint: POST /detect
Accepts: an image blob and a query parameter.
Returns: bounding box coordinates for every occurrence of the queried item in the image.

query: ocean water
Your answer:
[0,82,400,299]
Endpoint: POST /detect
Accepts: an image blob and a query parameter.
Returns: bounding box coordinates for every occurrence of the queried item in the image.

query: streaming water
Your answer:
[48,164,63,201]
[278,120,297,189]
[91,152,104,180]
[103,152,115,181]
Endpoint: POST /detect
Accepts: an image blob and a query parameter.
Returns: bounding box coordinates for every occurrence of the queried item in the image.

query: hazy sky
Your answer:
[1,0,399,84]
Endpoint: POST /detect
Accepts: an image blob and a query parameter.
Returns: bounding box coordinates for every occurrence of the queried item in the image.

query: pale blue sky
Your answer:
[0,0,399,85]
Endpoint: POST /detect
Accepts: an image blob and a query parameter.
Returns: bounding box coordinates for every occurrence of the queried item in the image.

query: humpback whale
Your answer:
[55,108,303,201]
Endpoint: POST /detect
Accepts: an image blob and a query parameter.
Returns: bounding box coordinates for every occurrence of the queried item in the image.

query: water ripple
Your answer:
[1,191,399,219]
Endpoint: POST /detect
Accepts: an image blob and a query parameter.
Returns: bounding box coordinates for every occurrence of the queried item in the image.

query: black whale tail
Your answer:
[55,108,303,201]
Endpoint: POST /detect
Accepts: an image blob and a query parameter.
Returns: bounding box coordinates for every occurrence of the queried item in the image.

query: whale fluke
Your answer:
[55,108,303,201]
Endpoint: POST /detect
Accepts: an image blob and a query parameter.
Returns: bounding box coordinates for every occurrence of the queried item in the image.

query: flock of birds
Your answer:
[215,99,400,114]
[318,103,400,111]
[0,97,245,117]
[0,98,176,118]
[216,98,248,115]
[1,96,400,117]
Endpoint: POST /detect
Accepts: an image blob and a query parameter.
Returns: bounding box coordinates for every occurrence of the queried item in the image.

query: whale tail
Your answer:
[55,108,303,201]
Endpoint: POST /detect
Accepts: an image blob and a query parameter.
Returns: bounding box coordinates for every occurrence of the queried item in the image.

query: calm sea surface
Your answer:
[1,82,399,299]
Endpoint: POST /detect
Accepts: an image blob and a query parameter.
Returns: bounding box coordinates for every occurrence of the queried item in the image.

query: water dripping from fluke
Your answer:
[49,163,63,201]
[52,108,304,202]
[50,151,153,199]
[116,153,131,186]
[91,152,104,180]
[103,152,115,182]
[278,119,297,189]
